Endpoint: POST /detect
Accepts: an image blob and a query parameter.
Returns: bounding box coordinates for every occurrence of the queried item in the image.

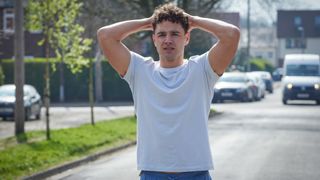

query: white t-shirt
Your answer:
[123,51,220,172]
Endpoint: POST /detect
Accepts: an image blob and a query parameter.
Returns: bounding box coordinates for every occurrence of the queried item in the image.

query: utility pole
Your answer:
[247,0,251,71]
[14,0,25,136]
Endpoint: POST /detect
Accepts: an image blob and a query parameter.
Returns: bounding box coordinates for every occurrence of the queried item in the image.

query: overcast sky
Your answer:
[220,0,320,25]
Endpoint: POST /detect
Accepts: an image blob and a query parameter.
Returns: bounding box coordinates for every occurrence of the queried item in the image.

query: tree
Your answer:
[81,0,222,59]
[27,0,92,140]
[14,0,25,139]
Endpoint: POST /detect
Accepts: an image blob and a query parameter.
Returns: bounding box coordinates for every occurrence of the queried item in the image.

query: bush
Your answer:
[249,58,274,73]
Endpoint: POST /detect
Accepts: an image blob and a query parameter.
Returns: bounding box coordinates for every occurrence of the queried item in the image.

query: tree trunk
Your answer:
[94,46,103,102]
[14,0,25,138]
[59,59,65,102]
[89,58,95,125]
[45,36,51,140]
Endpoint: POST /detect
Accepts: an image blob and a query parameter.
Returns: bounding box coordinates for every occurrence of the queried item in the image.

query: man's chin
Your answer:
[163,56,175,62]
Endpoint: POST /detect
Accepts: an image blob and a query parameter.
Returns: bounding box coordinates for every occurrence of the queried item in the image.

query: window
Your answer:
[314,16,320,31]
[315,16,320,27]
[286,38,306,49]
[3,8,14,33]
[294,16,302,27]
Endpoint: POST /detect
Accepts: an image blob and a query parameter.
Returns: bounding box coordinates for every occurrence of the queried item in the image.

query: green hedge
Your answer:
[1,59,132,102]
[249,58,274,73]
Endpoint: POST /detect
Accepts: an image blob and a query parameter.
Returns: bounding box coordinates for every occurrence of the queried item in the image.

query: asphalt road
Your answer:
[48,86,320,180]
[0,103,135,139]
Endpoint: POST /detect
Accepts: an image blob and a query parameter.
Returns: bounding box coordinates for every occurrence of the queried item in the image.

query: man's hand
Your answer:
[184,14,240,75]
[97,17,153,77]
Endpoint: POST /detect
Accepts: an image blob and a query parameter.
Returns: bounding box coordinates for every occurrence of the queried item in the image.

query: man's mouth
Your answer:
[163,47,175,51]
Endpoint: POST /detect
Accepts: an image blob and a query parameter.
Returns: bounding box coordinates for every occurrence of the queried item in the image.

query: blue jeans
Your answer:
[140,171,212,180]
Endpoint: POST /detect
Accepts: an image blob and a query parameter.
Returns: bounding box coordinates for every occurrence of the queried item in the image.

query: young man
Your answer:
[97,3,240,180]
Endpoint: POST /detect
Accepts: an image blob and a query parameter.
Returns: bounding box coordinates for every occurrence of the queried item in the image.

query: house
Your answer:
[277,10,320,67]
[207,12,240,43]
[239,26,277,67]
[0,0,45,59]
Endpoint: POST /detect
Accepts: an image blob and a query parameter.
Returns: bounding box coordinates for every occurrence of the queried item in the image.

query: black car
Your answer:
[0,84,42,120]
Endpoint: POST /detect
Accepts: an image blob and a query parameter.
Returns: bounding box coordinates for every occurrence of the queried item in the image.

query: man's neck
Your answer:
[159,56,185,68]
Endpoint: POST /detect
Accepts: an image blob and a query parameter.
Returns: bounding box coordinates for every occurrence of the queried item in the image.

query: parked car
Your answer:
[282,54,320,105]
[272,67,283,81]
[247,72,266,100]
[250,71,273,93]
[0,84,42,120]
[212,72,254,103]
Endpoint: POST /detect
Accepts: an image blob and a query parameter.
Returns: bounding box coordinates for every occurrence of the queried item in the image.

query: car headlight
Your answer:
[315,84,320,90]
[286,83,293,89]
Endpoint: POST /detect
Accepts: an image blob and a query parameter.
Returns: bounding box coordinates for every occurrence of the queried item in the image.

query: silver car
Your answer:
[0,84,42,120]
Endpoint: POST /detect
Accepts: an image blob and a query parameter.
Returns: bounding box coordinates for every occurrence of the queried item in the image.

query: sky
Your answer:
[220,0,320,25]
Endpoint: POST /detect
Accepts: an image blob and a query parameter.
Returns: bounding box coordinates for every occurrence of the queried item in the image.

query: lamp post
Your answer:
[298,26,305,54]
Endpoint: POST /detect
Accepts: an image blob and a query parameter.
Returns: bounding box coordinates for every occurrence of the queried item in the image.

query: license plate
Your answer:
[297,93,309,98]
[222,92,233,97]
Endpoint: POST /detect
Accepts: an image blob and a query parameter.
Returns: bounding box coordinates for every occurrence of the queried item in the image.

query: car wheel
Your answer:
[282,99,287,105]
[35,109,41,120]
[25,108,31,121]
[316,100,320,105]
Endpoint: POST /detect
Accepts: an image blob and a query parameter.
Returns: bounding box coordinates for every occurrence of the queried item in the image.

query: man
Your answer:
[97,3,240,180]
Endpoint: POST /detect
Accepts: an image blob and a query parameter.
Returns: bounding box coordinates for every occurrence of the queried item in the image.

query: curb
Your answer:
[209,111,223,118]
[23,141,136,180]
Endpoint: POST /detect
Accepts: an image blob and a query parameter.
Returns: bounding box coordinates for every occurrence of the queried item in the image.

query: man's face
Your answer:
[152,21,190,63]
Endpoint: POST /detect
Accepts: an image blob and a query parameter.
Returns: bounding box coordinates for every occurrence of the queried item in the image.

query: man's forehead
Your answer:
[154,21,184,33]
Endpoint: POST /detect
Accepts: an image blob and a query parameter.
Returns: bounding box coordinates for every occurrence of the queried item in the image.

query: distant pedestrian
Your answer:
[97,3,240,180]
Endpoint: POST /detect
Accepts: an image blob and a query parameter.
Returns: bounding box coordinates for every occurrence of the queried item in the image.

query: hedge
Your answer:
[1,59,132,102]
[249,58,274,73]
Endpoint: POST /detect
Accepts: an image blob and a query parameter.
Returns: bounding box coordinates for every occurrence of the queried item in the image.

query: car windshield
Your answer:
[286,64,319,76]
[220,76,246,83]
[0,87,15,96]
[0,86,30,97]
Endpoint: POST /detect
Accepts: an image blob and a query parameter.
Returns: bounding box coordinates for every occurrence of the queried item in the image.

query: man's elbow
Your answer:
[97,27,108,42]
[229,26,240,43]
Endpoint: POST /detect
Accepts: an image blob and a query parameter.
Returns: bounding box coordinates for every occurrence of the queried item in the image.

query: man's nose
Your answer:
[164,35,173,43]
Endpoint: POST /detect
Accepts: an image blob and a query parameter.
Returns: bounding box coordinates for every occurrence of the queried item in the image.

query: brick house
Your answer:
[277,10,320,66]
[0,0,46,59]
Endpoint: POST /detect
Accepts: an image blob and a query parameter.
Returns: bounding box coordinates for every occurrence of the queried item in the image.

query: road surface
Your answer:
[48,87,320,180]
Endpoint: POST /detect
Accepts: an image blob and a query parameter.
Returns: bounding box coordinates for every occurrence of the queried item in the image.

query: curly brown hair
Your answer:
[152,3,189,33]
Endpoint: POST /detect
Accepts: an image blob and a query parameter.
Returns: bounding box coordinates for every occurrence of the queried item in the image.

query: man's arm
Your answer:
[188,15,240,76]
[97,18,153,77]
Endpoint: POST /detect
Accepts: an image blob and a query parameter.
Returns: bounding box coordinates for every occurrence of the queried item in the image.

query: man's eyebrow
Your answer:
[171,31,180,34]
[156,31,166,35]
[156,31,181,35]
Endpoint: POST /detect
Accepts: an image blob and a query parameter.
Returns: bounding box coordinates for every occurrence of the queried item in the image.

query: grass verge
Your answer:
[0,116,136,180]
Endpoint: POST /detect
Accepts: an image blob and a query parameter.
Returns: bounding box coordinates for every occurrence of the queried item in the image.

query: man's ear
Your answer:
[184,32,190,46]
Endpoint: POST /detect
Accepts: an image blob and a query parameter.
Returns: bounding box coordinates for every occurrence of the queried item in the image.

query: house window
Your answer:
[286,38,306,49]
[3,8,14,33]
[315,16,320,27]
[294,16,302,27]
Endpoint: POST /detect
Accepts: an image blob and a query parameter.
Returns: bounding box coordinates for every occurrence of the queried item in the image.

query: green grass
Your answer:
[0,116,136,180]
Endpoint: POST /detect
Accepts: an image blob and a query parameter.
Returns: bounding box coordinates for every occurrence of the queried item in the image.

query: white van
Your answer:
[282,54,320,105]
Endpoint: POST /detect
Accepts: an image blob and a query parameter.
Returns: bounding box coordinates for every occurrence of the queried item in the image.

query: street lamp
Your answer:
[298,26,305,54]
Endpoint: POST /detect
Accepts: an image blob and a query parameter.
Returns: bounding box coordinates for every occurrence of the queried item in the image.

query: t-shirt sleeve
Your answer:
[198,52,220,87]
[122,51,147,92]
